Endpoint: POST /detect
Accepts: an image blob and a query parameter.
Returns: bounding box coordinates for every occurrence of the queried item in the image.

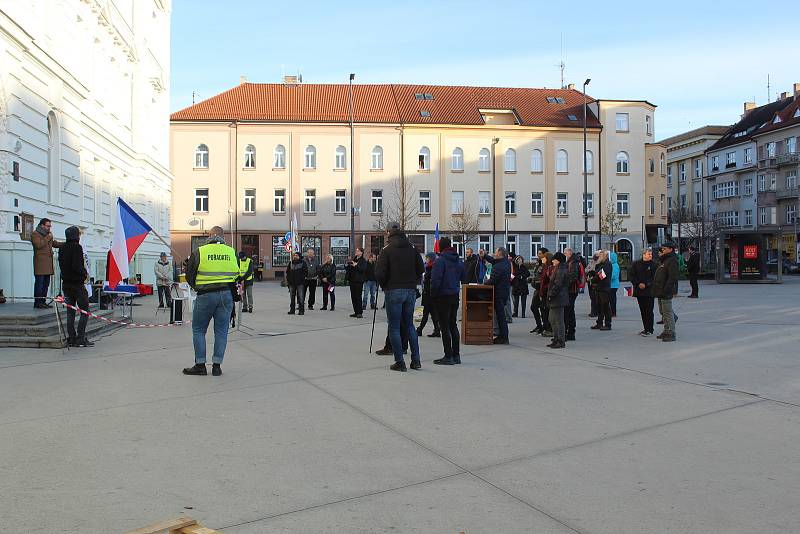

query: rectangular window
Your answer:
[766,142,776,158]
[556,192,568,215]
[272,236,291,267]
[243,188,256,213]
[531,192,543,215]
[371,190,383,214]
[504,191,516,215]
[660,194,665,216]
[530,235,543,257]
[478,191,491,214]
[649,196,655,216]
[451,191,464,215]
[335,189,347,214]
[646,115,652,135]
[274,189,285,213]
[695,160,702,178]
[743,178,753,195]
[787,137,797,154]
[679,163,686,182]
[479,150,490,172]
[695,192,702,216]
[194,188,209,212]
[786,171,797,190]
[558,235,569,253]
[770,173,777,191]
[274,148,286,169]
[758,174,766,192]
[615,112,629,132]
[506,235,517,256]
[479,235,492,254]
[452,149,463,171]
[759,207,767,225]
[667,165,673,186]
[726,151,736,167]
[787,205,797,224]
[304,189,316,213]
[419,190,431,215]
[335,149,346,170]
[711,155,719,171]
[583,192,594,215]
[616,193,630,215]
[744,209,753,226]
[744,147,753,164]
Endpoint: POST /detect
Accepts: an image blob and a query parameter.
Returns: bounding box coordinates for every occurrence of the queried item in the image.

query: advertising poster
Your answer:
[729,239,739,279]
[739,236,763,280]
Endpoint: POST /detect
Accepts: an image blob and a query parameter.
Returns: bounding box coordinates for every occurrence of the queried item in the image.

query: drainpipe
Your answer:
[491,137,499,247]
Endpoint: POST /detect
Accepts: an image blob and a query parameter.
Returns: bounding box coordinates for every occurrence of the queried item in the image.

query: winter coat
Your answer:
[345,255,368,284]
[431,248,465,298]
[592,259,612,291]
[487,255,511,301]
[463,254,480,284]
[547,262,570,308]
[154,260,172,287]
[31,227,62,275]
[304,256,320,280]
[285,258,308,287]
[58,227,87,285]
[629,259,655,297]
[687,252,700,274]
[364,260,377,282]
[652,252,679,300]
[566,255,585,295]
[511,263,530,296]
[609,252,621,289]
[540,262,554,296]
[374,233,424,291]
[319,262,337,286]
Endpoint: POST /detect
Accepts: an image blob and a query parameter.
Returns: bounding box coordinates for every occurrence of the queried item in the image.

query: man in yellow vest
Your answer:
[183,226,240,376]
[238,251,255,312]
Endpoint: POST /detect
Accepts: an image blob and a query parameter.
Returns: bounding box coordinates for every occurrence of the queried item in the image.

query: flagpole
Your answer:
[150,228,186,263]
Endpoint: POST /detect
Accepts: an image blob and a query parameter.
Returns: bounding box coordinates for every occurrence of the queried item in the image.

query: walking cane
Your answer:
[368,292,379,353]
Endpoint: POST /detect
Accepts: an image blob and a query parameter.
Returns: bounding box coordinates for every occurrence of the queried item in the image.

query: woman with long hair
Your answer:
[319,253,337,311]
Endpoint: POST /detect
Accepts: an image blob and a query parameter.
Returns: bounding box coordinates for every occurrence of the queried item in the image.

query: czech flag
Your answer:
[433,222,440,253]
[624,285,634,297]
[108,198,152,289]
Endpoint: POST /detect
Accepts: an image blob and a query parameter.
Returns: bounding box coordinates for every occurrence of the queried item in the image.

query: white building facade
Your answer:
[0,0,172,299]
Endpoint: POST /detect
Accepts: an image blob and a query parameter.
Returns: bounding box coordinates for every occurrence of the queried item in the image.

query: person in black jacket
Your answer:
[547,252,569,348]
[564,249,584,341]
[463,248,479,284]
[630,248,656,336]
[285,251,308,315]
[319,253,336,311]
[430,238,465,365]
[362,253,378,310]
[511,255,530,318]
[687,245,700,298]
[488,247,511,344]
[652,242,680,342]
[589,249,613,330]
[345,247,368,318]
[58,226,93,347]
[417,252,440,337]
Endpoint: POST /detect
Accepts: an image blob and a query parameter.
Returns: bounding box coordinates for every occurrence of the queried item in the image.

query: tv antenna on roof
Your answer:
[555,33,566,89]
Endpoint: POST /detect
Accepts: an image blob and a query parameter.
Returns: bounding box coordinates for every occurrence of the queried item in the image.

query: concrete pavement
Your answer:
[1,279,798,533]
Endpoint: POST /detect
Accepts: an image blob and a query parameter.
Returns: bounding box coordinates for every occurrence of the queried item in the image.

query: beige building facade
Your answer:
[170,82,665,277]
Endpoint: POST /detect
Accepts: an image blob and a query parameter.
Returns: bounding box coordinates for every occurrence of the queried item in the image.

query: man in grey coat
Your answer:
[652,242,680,342]
[304,248,320,310]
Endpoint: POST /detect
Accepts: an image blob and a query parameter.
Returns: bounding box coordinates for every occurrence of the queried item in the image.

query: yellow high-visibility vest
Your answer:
[195,243,239,286]
[239,257,254,281]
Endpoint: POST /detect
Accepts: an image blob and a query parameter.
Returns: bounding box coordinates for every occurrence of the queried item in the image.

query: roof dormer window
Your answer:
[546,96,566,104]
[567,114,578,121]
[794,108,800,118]
[420,110,430,117]
[773,115,782,124]
[414,93,434,100]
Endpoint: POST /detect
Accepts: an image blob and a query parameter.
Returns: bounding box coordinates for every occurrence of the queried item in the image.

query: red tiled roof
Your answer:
[170,83,601,128]
[754,96,800,136]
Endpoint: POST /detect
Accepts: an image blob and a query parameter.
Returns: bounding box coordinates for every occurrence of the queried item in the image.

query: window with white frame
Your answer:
[758,174,766,192]
[616,193,630,215]
[679,162,686,182]
[667,165,672,186]
[335,189,347,214]
[787,137,797,154]
[531,149,543,173]
[506,234,517,255]
[583,192,594,215]
[584,150,593,173]
[419,190,431,215]
[717,210,739,227]
[530,235,543,257]
[194,188,209,212]
[504,148,516,172]
[726,151,736,167]
[770,173,777,190]
[556,192,568,215]
[452,147,464,171]
[766,142,776,158]
[335,145,347,169]
[787,205,797,224]
[711,155,719,171]
[744,147,753,164]
[695,159,702,178]
[646,115,652,135]
[244,144,256,169]
[451,191,464,214]
[531,192,543,215]
[194,144,209,168]
[478,191,490,214]
[304,145,316,169]
[371,145,383,170]
[660,194,665,216]
[660,153,665,174]
[274,189,285,213]
[244,188,256,213]
[556,149,568,173]
[743,178,753,195]
[558,235,568,253]
[418,146,430,170]
[758,207,769,225]
[713,180,739,199]
[504,191,516,214]
[273,144,286,168]
[371,190,383,213]
[694,191,702,216]
[616,152,629,174]
[304,189,316,213]
[649,196,655,216]
[479,148,490,172]
[615,112,629,132]
[479,235,492,253]
[451,235,464,257]
[744,209,753,226]
[786,170,797,189]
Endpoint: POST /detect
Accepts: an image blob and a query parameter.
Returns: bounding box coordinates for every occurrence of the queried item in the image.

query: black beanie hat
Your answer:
[553,251,566,263]
[65,226,80,241]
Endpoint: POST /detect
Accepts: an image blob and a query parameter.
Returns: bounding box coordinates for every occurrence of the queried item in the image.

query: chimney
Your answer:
[780,91,790,100]
[794,82,800,97]
[283,75,300,86]
[567,83,575,90]
[239,75,247,85]
[743,102,757,116]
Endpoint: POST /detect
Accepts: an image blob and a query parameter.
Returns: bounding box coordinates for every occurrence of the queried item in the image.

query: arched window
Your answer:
[660,153,665,174]
[616,151,629,173]
[244,144,256,168]
[304,145,316,169]
[273,144,286,168]
[649,158,655,173]
[531,149,543,173]
[418,146,430,171]
[584,150,593,173]
[371,145,383,170]
[47,111,61,204]
[504,148,516,172]
[479,148,490,172]
[452,147,464,171]
[556,149,568,173]
[194,143,209,169]
[335,145,347,169]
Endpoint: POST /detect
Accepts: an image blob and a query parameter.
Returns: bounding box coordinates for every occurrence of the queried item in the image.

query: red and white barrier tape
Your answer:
[54,296,191,328]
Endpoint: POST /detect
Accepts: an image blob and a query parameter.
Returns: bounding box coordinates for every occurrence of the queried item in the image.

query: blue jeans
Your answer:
[385,288,420,364]
[192,289,233,364]
[362,280,377,309]
[34,274,50,306]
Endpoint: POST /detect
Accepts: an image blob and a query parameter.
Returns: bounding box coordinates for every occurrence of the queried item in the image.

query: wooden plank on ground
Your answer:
[122,517,197,534]
[180,526,221,534]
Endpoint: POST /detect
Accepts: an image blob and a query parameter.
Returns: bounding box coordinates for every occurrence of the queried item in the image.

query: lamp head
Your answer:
[349,73,355,81]
[584,78,591,86]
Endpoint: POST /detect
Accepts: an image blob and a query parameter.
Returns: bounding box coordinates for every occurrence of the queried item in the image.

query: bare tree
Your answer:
[679,209,724,270]
[446,203,481,251]
[373,175,420,232]
[600,199,625,249]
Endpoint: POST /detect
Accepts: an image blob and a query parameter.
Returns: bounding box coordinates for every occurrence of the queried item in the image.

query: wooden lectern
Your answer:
[461,284,494,345]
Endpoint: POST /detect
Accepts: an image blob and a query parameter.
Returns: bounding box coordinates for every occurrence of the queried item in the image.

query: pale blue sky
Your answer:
[170,0,799,139]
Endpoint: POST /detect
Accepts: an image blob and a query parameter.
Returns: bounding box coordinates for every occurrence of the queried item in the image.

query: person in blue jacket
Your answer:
[430,237,465,365]
[609,251,620,316]
[488,247,511,344]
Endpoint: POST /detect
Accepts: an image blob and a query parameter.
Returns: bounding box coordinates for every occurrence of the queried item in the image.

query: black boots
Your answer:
[183,363,207,375]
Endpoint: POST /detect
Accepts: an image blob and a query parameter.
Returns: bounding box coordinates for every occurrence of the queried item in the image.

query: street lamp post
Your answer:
[348,73,356,257]
[582,78,591,257]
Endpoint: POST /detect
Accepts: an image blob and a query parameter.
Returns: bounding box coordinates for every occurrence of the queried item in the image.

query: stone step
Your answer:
[0,307,124,348]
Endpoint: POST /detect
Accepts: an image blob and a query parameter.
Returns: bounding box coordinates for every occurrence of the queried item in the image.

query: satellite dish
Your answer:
[187,217,200,227]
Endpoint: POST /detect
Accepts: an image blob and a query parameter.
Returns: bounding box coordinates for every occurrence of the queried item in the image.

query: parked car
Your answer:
[766,258,800,274]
